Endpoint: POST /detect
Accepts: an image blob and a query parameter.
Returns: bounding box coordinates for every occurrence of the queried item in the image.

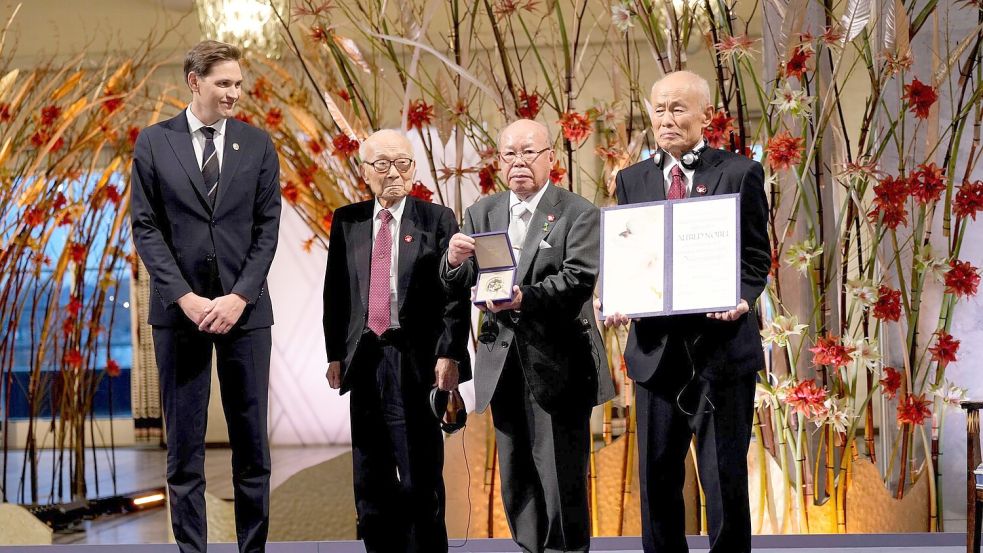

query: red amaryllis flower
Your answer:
[30,130,64,151]
[902,78,937,119]
[809,334,856,367]
[764,131,803,172]
[24,207,45,228]
[784,46,813,79]
[494,0,539,17]
[298,163,318,186]
[786,380,828,418]
[872,285,902,321]
[66,296,83,317]
[234,112,254,125]
[879,367,902,400]
[409,181,433,202]
[63,349,83,369]
[281,182,300,203]
[250,77,271,103]
[909,163,946,204]
[332,134,360,157]
[265,108,283,128]
[928,330,959,364]
[478,163,498,195]
[714,34,756,56]
[336,88,351,103]
[549,163,566,185]
[310,24,329,42]
[126,126,140,147]
[305,138,325,156]
[68,243,87,264]
[0,102,10,122]
[867,174,910,229]
[102,94,123,114]
[820,26,844,44]
[320,210,334,232]
[953,180,983,220]
[405,99,435,130]
[704,110,734,149]
[62,316,76,336]
[896,393,932,425]
[944,259,980,297]
[558,111,593,143]
[516,89,541,119]
[40,105,61,127]
[105,359,121,378]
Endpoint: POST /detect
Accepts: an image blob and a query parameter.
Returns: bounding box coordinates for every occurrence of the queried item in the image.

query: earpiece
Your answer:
[652,142,707,170]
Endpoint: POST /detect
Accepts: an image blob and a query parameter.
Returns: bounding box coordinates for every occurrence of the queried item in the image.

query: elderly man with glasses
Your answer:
[440,119,615,553]
[323,129,471,553]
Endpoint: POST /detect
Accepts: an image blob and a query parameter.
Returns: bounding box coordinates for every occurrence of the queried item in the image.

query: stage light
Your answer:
[130,491,165,508]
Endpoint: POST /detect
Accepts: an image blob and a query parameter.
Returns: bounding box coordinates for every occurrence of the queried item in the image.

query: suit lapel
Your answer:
[645,158,667,202]
[692,148,725,196]
[490,193,509,233]
[214,118,244,213]
[352,203,374,311]
[516,185,560,283]
[396,199,419,316]
[163,114,210,211]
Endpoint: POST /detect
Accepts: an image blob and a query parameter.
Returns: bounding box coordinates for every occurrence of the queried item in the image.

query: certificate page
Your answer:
[600,203,666,318]
[670,195,739,313]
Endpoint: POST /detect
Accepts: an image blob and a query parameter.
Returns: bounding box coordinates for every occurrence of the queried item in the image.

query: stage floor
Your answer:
[0,533,968,552]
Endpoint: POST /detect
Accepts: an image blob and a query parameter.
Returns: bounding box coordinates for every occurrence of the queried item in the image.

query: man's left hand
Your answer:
[435,357,460,391]
[198,294,248,334]
[706,299,749,322]
[478,286,522,313]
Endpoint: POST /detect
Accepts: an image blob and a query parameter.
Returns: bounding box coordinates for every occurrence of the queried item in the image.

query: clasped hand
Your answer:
[177,292,247,334]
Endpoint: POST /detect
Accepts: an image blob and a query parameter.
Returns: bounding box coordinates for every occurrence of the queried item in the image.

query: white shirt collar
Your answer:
[373,196,407,222]
[509,182,550,216]
[186,106,227,136]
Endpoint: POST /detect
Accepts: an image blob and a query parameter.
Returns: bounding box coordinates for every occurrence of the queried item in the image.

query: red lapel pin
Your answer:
[547,214,555,222]
[695,184,708,195]
[403,235,413,243]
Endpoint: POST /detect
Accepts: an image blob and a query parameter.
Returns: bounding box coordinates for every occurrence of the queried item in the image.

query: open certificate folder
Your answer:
[599,194,741,318]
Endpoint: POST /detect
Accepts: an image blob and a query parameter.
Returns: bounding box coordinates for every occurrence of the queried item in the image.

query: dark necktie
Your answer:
[200,126,219,208]
[668,164,687,200]
[367,209,394,336]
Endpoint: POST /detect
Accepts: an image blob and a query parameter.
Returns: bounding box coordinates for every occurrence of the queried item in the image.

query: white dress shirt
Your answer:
[660,139,706,197]
[372,197,407,328]
[186,107,227,171]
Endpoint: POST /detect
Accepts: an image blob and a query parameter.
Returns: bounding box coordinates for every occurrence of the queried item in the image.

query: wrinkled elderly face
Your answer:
[498,120,555,200]
[650,73,713,158]
[188,60,242,124]
[360,130,417,203]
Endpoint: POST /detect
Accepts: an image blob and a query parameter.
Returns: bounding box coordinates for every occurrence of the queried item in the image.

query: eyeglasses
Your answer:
[498,147,551,165]
[363,158,414,173]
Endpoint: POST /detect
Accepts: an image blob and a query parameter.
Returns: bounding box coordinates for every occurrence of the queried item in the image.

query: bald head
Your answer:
[497,119,556,200]
[360,128,413,160]
[651,71,712,110]
[649,71,714,158]
[359,129,417,207]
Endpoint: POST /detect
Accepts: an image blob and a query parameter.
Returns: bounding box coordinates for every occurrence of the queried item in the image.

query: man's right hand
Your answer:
[447,232,476,268]
[326,361,342,389]
[177,293,215,326]
[594,298,630,328]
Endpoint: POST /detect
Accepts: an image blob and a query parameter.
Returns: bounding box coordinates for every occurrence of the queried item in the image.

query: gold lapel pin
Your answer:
[233,143,240,151]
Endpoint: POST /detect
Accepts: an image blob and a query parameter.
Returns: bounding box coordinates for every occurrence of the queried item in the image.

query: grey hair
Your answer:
[650,71,712,109]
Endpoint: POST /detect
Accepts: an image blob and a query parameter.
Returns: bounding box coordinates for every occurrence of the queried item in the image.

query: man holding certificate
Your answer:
[441,119,614,553]
[602,71,770,553]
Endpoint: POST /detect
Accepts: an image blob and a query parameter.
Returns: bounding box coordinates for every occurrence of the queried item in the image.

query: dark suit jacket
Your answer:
[440,185,615,414]
[615,148,770,382]
[323,197,472,394]
[131,111,281,330]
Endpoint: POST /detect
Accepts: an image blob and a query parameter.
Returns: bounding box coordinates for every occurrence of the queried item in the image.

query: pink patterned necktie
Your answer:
[367,209,393,336]
[668,164,687,200]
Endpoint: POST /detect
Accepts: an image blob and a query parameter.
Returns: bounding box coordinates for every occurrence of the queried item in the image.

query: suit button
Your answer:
[210,220,216,226]
[500,341,509,349]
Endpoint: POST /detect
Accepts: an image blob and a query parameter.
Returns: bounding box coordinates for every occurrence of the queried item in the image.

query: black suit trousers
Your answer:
[152,324,272,553]
[636,352,756,553]
[491,349,592,553]
[349,333,447,553]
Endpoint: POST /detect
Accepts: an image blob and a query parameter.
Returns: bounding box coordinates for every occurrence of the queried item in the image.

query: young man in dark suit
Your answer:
[130,40,281,553]
[603,70,771,553]
[323,129,471,553]
[441,119,615,553]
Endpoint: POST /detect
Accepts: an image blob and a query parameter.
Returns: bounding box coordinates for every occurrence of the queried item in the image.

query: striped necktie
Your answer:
[200,126,220,208]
